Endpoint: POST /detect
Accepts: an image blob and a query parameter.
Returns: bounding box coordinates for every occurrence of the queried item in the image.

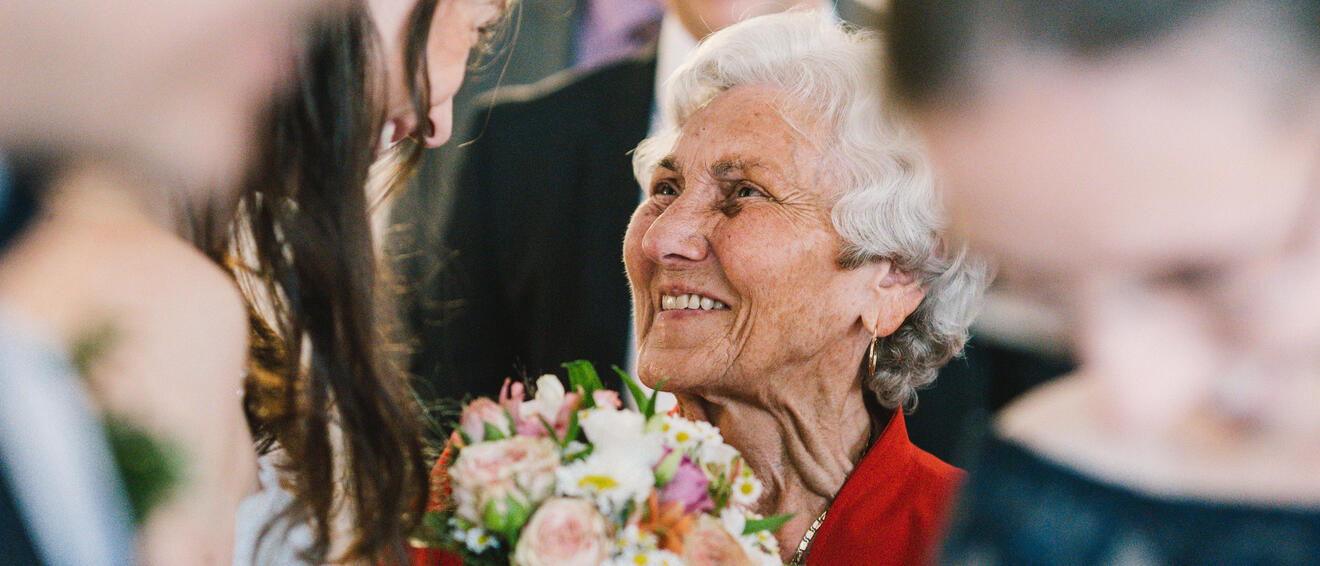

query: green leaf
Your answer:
[644,378,669,420]
[482,422,506,442]
[456,427,474,445]
[103,415,186,526]
[413,510,453,546]
[536,414,560,444]
[613,365,651,416]
[501,496,532,548]
[482,499,507,533]
[562,360,604,404]
[562,410,582,447]
[743,513,794,535]
[653,448,684,486]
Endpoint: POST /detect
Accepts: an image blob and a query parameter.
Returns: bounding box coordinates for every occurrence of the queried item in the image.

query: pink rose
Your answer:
[460,398,512,442]
[449,436,560,525]
[512,498,609,566]
[683,515,754,566]
[658,455,714,514]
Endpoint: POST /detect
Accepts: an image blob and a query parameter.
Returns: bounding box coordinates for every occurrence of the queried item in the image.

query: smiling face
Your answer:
[624,86,890,395]
[371,0,505,147]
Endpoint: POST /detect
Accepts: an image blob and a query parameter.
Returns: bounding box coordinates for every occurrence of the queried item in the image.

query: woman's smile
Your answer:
[659,293,730,311]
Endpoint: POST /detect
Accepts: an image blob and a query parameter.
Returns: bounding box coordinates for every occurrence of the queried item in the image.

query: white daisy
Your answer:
[556,453,656,517]
[660,415,700,452]
[463,527,499,553]
[610,549,685,566]
[730,474,764,508]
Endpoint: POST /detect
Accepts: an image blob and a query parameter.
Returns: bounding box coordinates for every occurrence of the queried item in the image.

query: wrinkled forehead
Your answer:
[664,85,836,191]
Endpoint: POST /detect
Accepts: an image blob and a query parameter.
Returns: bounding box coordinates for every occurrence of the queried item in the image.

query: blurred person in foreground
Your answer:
[625,12,990,565]
[0,1,317,565]
[223,0,514,563]
[397,0,828,406]
[887,0,1320,563]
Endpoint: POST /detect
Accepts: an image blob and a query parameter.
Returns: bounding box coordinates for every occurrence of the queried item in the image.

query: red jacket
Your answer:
[804,412,963,566]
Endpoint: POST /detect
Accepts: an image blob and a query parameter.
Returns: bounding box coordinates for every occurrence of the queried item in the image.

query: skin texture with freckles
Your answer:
[623,85,925,559]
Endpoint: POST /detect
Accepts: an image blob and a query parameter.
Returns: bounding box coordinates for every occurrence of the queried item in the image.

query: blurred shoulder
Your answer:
[80,220,248,417]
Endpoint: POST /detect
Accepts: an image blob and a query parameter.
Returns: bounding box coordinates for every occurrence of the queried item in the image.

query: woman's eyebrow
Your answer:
[657,156,681,174]
[711,158,764,179]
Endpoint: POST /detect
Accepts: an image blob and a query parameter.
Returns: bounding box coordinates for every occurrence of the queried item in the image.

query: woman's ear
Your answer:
[861,260,927,337]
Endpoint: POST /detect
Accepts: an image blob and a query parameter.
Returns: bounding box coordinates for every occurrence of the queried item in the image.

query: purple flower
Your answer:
[658,455,714,514]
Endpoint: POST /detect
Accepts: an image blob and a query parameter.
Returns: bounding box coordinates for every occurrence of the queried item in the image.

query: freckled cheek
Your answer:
[710,226,796,316]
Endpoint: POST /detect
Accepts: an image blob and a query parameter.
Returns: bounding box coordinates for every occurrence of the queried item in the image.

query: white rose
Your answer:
[521,374,566,422]
[579,407,664,465]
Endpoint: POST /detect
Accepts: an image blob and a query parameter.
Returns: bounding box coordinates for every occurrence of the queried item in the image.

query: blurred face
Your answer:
[913,35,1320,290]
[0,0,318,189]
[372,0,505,147]
[624,86,893,394]
[665,0,816,39]
[911,30,1320,430]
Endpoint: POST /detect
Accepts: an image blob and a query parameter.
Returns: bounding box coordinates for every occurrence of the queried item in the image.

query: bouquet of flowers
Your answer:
[410,361,787,566]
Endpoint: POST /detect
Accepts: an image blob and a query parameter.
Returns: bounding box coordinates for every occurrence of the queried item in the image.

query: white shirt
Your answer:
[0,305,135,566]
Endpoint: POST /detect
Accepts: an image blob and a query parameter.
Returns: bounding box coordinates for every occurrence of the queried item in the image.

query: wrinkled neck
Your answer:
[676,361,883,561]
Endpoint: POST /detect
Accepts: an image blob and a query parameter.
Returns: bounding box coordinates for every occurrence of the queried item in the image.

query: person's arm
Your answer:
[93,239,254,566]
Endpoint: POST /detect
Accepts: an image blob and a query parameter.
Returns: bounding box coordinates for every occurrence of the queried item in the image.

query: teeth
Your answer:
[659,293,729,311]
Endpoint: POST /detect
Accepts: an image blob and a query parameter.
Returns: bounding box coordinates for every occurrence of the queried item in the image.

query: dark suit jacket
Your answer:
[1,464,43,566]
[404,52,656,403]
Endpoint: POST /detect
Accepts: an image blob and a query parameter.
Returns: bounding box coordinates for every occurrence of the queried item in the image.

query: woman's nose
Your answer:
[641,198,710,266]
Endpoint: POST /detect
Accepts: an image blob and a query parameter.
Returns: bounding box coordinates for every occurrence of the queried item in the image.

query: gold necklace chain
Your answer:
[789,507,829,565]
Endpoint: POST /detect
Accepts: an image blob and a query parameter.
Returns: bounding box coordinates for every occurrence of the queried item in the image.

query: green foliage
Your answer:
[646,379,668,420]
[654,448,684,486]
[743,513,794,536]
[413,511,452,547]
[615,365,650,415]
[483,496,531,548]
[103,415,186,526]
[482,422,507,442]
[562,410,582,446]
[612,365,669,420]
[563,360,605,408]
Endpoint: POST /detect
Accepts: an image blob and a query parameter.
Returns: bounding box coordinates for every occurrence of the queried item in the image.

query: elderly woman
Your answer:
[888,1,1320,564]
[623,12,989,566]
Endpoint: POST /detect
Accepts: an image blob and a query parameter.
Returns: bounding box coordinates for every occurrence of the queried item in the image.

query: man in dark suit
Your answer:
[403,50,657,403]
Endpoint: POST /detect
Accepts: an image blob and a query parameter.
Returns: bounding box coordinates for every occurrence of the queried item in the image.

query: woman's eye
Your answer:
[736,185,766,198]
[652,182,678,197]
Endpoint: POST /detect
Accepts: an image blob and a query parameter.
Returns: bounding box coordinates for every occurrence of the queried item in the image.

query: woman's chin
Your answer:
[646,309,729,344]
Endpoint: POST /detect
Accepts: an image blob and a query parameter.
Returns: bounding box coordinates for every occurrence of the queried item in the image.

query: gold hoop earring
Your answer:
[866,331,879,376]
